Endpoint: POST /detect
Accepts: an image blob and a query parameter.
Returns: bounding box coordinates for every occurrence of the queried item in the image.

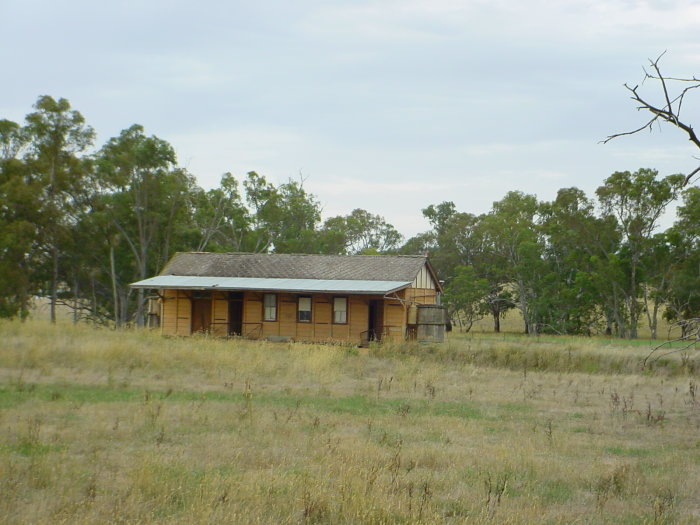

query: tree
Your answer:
[480,191,543,335]
[596,169,685,338]
[0,119,37,318]
[406,201,514,332]
[318,209,402,255]
[190,172,251,252]
[603,52,700,185]
[663,187,700,332]
[243,172,322,253]
[442,266,489,332]
[639,233,677,339]
[97,124,195,327]
[422,202,482,278]
[539,188,617,335]
[24,96,95,323]
[0,119,27,161]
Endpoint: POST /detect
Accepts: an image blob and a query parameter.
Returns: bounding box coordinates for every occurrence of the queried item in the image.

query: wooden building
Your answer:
[131,252,443,345]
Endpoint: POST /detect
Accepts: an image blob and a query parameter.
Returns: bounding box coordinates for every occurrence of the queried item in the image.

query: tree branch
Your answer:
[602,53,700,185]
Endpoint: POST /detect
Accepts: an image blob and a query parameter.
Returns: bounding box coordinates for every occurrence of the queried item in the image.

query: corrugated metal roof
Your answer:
[130,275,412,294]
[159,252,429,282]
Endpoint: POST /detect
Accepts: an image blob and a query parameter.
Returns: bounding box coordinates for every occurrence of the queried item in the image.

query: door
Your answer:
[191,299,212,333]
[228,292,243,336]
[368,300,382,341]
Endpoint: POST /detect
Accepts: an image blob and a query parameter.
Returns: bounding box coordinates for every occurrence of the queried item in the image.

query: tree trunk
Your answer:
[110,245,120,328]
[516,281,537,336]
[91,278,97,322]
[643,285,659,340]
[605,313,613,336]
[628,296,638,339]
[136,288,145,328]
[628,257,639,339]
[135,244,148,328]
[73,276,79,324]
[19,269,29,322]
[50,245,58,324]
[119,288,130,326]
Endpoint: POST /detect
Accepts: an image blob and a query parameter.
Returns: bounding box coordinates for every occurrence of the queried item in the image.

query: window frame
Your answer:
[263,293,277,322]
[297,296,312,323]
[332,296,348,325]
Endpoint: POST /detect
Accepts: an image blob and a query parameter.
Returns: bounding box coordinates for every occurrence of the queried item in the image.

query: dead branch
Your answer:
[602,53,700,185]
[643,318,700,368]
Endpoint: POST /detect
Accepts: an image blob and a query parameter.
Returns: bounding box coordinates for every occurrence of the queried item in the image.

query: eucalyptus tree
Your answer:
[405,201,513,332]
[640,232,677,339]
[190,172,251,252]
[96,124,196,326]
[663,187,700,333]
[23,96,95,323]
[273,178,323,253]
[0,119,27,161]
[480,191,543,335]
[0,119,36,318]
[539,187,620,335]
[243,172,322,253]
[422,202,482,278]
[317,209,402,255]
[443,265,490,332]
[596,169,685,338]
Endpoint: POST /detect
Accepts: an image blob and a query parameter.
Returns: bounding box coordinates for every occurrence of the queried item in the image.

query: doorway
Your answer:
[368,300,382,341]
[191,298,212,333]
[228,292,244,336]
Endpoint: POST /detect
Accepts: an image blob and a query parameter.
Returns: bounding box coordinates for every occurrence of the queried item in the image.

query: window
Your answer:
[333,297,347,324]
[263,294,277,321]
[298,296,312,322]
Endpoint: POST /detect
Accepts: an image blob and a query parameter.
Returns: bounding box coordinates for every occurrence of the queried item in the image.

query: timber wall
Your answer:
[158,284,439,343]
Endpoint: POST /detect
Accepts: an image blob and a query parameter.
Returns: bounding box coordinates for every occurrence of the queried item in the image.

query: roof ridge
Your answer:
[159,251,434,284]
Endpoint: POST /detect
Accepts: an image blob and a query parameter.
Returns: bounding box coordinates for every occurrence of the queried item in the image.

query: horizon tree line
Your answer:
[1,95,698,338]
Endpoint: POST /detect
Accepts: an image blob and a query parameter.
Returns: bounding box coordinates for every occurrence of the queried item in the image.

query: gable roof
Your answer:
[130,252,441,294]
[160,252,431,282]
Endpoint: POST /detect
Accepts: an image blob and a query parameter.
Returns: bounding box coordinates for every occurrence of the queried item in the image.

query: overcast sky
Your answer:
[2,0,699,237]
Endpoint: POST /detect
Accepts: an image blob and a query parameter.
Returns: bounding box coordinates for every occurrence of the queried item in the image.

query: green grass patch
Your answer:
[0,382,484,420]
[571,426,593,434]
[497,402,533,413]
[5,442,62,457]
[537,479,574,504]
[605,446,657,457]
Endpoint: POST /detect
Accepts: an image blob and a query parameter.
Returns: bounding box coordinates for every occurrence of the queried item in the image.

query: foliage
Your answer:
[442,266,489,332]
[1,96,698,335]
[410,174,695,338]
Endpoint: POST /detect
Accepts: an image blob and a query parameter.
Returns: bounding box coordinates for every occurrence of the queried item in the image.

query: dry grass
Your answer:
[1,320,700,524]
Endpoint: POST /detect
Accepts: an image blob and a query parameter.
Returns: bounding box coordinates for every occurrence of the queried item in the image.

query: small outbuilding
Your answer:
[131,252,445,345]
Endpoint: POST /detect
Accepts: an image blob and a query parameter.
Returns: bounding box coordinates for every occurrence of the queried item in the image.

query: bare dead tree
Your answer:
[602,51,700,185]
[643,318,700,368]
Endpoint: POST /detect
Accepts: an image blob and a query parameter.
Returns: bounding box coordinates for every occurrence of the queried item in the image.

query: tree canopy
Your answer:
[1,95,698,336]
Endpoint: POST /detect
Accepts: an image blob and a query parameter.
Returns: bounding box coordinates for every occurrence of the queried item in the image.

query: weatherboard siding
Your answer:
[411,265,435,290]
[157,286,434,343]
[404,287,437,305]
[160,289,194,336]
[212,292,228,337]
[383,299,406,341]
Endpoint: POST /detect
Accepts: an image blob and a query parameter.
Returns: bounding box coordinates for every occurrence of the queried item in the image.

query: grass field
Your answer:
[1,321,699,524]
